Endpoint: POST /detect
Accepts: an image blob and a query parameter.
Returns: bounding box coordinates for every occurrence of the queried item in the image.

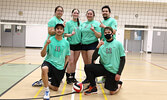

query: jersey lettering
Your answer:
[106,48,112,54]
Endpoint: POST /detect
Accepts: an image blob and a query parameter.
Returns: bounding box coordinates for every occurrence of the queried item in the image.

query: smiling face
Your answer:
[86,10,94,21]
[55,25,64,36]
[55,7,64,18]
[102,8,110,19]
[72,9,79,20]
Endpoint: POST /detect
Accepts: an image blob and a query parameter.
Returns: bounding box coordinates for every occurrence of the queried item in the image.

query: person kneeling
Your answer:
[41,24,70,99]
[84,27,125,95]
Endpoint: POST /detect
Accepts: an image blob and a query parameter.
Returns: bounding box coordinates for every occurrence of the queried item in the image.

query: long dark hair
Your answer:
[54,6,64,21]
[55,6,64,13]
[72,8,80,26]
[86,9,95,16]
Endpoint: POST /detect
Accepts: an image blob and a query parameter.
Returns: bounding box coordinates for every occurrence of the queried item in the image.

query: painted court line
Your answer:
[0,55,25,66]
[144,59,167,70]
[79,57,82,100]
[99,84,108,100]
[59,81,67,100]
[34,86,43,98]
[122,79,167,82]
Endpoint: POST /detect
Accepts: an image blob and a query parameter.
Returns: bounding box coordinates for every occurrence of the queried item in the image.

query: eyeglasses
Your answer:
[56,10,63,12]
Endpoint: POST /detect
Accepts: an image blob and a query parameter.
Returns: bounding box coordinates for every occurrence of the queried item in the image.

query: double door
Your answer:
[1,24,25,47]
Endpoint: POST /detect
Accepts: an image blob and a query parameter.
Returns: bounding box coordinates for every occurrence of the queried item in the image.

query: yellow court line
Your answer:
[79,57,82,100]
[59,81,67,100]
[34,86,43,98]
[99,84,108,100]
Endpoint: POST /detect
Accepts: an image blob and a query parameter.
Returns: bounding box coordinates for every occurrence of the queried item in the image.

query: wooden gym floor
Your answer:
[0,47,167,100]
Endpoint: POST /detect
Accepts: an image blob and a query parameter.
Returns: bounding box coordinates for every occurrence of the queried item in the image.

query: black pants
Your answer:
[84,64,119,91]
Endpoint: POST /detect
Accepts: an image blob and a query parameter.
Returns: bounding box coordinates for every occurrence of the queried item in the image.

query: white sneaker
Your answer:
[97,77,106,84]
[43,91,50,100]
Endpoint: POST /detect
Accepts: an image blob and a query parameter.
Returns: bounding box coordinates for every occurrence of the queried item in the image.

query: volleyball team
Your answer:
[39,5,126,99]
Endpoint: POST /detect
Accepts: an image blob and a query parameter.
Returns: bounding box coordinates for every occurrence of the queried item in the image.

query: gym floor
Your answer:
[0,47,167,100]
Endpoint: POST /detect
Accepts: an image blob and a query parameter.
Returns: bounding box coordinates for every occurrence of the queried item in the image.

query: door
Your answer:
[164,32,167,53]
[13,25,25,47]
[1,24,25,47]
[124,30,143,52]
[1,24,13,47]
[152,31,165,53]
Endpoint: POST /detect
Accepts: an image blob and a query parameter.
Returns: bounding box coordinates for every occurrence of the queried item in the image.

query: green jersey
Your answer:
[64,20,82,45]
[47,16,64,37]
[98,40,125,74]
[44,37,70,70]
[81,20,101,44]
[101,17,117,40]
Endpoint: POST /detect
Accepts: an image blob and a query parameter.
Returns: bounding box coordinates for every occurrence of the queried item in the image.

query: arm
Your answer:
[48,27,56,36]
[115,56,125,81]
[92,39,104,63]
[91,48,100,64]
[41,36,51,57]
[90,24,101,38]
[64,29,75,37]
[64,55,69,69]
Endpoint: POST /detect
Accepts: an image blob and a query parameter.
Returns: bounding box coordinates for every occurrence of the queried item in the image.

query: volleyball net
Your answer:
[0,0,167,28]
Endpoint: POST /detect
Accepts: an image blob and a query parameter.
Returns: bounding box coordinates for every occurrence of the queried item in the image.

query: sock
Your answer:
[45,87,49,91]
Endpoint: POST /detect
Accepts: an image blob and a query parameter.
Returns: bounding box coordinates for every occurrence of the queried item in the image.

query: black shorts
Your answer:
[70,43,81,51]
[81,41,98,51]
[41,61,65,87]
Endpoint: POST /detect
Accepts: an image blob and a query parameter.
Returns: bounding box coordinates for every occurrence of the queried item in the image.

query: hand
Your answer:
[99,21,105,28]
[63,21,66,27]
[46,36,51,45]
[115,74,120,81]
[97,39,104,48]
[71,29,76,36]
[90,24,95,32]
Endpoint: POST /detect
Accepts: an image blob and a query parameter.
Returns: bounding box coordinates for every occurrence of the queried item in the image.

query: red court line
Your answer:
[144,59,167,70]
[0,55,25,66]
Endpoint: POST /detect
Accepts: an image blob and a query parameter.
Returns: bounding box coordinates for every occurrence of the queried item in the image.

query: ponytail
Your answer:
[77,18,80,26]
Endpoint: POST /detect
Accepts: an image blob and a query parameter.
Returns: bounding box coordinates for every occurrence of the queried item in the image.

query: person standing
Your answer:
[48,6,64,37]
[41,24,70,99]
[98,5,118,83]
[100,5,117,40]
[84,27,125,95]
[64,8,82,84]
[81,9,101,84]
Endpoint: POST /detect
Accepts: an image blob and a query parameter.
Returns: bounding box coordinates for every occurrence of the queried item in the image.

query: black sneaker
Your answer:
[84,86,97,95]
[84,84,91,90]
[66,78,72,84]
[118,81,123,87]
[71,78,78,83]
[82,79,89,84]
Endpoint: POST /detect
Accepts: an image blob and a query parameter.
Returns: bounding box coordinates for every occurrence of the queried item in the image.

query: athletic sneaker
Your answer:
[82,79,89,84]
[118,81,123,86]
[84,84,91,90]
[84,86,97,95]
[97,77,106,84]
[71,78,78,83]
[32,79,43,87]
[43,91,50,100]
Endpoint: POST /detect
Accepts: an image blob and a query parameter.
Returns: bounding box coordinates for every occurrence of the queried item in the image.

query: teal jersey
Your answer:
[44,37,70,70]
[47,16,64,37]
[98,40,125,74]
[101,17,117,40]
[81,20,101,44]
[64,20,82,45]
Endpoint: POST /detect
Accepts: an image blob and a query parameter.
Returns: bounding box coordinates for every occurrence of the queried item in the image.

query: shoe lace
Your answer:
[45,91,49,96]
[88,86,93,92]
